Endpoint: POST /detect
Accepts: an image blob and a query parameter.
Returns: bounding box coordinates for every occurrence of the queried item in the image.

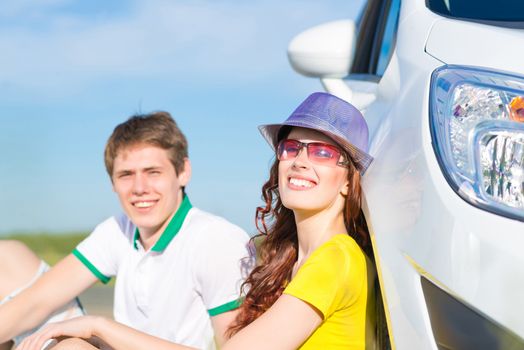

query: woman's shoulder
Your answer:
[310,234,367,279]
[319,234,365,260]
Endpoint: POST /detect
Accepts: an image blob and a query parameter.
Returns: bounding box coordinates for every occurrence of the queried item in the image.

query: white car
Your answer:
[287,0,524,349]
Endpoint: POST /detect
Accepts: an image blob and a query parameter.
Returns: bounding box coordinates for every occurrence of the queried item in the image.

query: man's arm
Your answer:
[0,254,98,343]
[210,309,239,347]
[18,295,321,350]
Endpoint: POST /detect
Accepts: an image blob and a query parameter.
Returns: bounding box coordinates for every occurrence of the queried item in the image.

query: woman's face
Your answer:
[278,127,349,215]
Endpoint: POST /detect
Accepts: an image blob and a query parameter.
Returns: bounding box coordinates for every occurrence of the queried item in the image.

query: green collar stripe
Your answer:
[152,195,192,251]
[72,249,111,284]
[133,195,193,252]
[133,229,140,250]
[208,298,242,316]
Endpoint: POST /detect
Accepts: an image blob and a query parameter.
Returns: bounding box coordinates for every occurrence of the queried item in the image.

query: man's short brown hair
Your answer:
[104,111,188,178]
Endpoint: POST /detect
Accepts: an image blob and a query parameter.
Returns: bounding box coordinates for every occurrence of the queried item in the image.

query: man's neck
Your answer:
[138,210,178,251]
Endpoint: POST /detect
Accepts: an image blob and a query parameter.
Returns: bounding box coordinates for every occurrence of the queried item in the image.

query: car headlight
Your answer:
[430,65,524,221]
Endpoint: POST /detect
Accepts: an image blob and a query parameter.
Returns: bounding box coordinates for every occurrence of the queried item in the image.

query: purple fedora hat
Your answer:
[259,92,373,175]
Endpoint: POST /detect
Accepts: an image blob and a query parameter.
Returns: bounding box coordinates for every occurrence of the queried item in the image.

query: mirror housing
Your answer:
[287,19,376,111]
[287,20,356,78]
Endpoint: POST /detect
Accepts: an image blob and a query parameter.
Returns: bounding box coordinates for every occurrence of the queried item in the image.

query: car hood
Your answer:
[425,18,524,74]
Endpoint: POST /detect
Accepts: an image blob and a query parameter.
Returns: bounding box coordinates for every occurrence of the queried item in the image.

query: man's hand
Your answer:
[17,316,102,350]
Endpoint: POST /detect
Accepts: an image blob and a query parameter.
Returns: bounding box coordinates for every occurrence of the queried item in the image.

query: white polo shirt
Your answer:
[73,196,251,350]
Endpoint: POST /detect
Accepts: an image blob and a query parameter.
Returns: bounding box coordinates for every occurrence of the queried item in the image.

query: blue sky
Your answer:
[0,0,363,235]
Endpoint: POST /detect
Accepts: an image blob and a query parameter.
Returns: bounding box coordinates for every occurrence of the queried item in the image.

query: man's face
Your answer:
[111,143,190,237]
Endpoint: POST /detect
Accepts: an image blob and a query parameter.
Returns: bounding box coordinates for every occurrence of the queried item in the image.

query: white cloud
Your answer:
[0,0,361,91]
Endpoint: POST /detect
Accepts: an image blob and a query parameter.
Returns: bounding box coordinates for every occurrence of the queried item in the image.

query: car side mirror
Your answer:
[287,20,356,78]
[287,20,377,110]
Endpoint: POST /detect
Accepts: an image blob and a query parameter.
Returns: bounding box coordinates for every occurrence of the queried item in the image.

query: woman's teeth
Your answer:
[290,178,314,188]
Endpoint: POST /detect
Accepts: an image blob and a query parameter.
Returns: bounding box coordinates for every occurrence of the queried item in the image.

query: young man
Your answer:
[0,112,251,350]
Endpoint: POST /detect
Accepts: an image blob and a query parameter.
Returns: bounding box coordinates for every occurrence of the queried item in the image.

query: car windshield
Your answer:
[427,0,524,22]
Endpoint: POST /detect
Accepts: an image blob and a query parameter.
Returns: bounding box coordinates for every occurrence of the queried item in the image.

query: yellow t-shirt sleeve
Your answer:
[283,240,363,319]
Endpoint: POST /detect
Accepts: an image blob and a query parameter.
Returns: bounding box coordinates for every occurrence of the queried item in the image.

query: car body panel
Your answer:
[288,0,524,348]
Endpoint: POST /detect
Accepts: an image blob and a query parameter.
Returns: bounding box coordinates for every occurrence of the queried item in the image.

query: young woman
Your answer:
[19,92,376,350]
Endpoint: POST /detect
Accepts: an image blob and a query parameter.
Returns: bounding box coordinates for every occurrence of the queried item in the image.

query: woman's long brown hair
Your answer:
[226,141,371,337]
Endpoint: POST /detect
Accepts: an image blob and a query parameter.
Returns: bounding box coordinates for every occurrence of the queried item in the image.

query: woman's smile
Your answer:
[288,176,317,190]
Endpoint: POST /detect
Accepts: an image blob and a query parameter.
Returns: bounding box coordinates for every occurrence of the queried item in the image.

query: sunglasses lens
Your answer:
[278,139,301,160]
[308,143,341,166]
[278,139,344,167]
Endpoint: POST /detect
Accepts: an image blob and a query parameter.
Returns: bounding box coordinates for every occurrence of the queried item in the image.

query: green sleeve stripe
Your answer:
[72,249,111,284]
[208,298,242,316]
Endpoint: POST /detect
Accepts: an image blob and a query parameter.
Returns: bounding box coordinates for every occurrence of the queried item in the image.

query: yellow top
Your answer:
[283,234,373,349]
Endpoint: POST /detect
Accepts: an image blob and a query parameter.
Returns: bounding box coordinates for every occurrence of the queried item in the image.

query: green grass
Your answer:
[2,232,88,266]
